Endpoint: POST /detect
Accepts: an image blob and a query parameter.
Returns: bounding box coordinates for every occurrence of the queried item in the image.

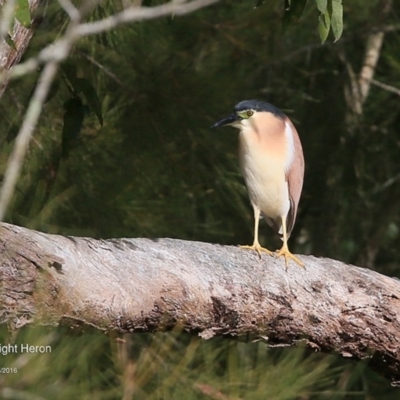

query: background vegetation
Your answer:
[1,0,400,398]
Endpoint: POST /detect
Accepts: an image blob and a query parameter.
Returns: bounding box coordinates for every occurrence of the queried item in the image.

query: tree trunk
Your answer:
[1,223,400,384]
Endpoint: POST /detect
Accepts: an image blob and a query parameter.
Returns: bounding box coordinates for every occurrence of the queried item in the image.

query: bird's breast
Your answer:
[239,127,291,219]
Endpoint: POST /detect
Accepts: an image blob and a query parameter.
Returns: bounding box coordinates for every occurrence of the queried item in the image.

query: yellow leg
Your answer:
[275,215,304,268]
[240,207,273,257]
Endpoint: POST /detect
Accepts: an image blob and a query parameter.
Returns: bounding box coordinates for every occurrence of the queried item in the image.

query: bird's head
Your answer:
[212,99,286,129]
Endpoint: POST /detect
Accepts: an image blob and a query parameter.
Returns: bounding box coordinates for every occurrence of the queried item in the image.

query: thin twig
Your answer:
[78,50,125,87]
[373,171,400,194]
[75,0,218,36]
[57,0,80,21]
[370,78,400,96]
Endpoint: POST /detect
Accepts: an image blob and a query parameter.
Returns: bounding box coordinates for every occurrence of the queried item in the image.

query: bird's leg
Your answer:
[275,215,304,268]
[240,207,273,257]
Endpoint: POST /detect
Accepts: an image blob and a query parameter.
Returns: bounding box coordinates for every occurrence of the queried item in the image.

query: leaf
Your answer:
[318,11,330,43]
[283,0,308,31]
[331,0,343,42]
[75,78,103,126]
[61,64,103,125]
[315,0,327,13]
[15,0,31,28]
[5,34,16,50]
[62,98,85,158]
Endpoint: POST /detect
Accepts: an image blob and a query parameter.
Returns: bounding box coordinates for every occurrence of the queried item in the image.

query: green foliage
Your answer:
[330,0,343,40]
[75,78,103,126]
[1,0,400,397]
[0,327,118,398]
[1,0,399,265]
[122,335,338,399]
[315,0,343,42]
[62,62,103,126]
[15,0,31,28]
[317,0,330,42]
[283,0,343,42]
[2,326,399,399]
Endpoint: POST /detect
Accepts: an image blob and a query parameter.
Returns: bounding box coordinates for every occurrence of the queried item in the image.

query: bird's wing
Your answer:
[285,119,305,238]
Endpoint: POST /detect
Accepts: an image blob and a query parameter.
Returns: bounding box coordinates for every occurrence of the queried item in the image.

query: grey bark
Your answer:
[1,222,400,384]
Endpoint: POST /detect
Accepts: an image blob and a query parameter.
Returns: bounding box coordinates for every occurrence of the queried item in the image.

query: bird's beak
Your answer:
[211,113,239,128]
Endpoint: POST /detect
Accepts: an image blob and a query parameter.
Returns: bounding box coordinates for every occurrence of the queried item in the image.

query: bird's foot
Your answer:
[275,246,304,268]
[240,243,273,258]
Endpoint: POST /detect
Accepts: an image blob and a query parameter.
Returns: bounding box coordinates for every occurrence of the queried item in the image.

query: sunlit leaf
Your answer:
[315,0,328,13]
[318,11,330,43]
[15,0,31,28]
[331,0,343,41]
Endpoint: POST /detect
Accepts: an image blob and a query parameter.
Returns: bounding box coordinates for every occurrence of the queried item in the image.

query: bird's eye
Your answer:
[246,110,254,117]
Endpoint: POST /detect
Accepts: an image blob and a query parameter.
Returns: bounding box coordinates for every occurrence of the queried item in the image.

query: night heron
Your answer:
[212,100,304,267]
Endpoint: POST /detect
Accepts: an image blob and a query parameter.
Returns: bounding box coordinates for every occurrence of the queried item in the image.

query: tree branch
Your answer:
[341,0,393,125]
[76,0,219,37]
[357,32,385,103]
[1,223,400,384]
[0,0,45,99]
[370,78,400,96]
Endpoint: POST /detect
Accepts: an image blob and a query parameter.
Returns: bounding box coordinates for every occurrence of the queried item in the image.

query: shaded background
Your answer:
[1,0,400,398]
